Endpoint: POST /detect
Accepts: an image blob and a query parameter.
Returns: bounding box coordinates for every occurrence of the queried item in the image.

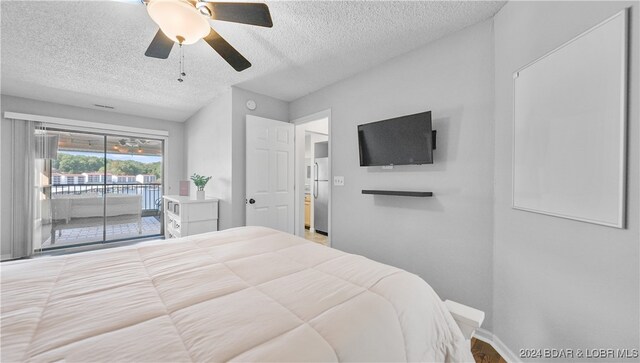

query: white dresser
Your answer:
[163,195,218,239]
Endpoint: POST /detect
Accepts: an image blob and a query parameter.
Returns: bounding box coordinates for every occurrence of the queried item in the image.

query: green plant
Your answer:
[190,173,212,191]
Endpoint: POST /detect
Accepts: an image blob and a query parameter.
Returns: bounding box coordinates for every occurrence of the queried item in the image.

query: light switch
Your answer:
[334,176,345,186]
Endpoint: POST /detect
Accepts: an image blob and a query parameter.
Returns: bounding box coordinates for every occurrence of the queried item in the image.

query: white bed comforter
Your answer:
[1,227,472,362]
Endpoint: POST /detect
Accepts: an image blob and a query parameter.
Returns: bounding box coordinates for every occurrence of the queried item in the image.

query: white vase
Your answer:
[196,190,205,200]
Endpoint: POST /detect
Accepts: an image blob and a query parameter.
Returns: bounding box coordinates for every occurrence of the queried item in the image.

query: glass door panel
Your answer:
[44,130,106,248]
[105,135,163,242]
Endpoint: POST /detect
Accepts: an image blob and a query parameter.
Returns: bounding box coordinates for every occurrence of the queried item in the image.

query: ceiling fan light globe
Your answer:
[146,0,210,45]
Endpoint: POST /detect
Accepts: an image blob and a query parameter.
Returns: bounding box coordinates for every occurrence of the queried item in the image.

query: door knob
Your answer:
[249,198,256,204]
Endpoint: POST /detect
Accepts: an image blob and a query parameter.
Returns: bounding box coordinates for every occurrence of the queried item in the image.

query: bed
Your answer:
[1,226,474,362]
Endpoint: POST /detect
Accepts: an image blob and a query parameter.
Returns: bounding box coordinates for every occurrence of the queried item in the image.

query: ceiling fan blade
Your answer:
[203,28,252,72]
[203,2,273,28]
[145,29,174,59]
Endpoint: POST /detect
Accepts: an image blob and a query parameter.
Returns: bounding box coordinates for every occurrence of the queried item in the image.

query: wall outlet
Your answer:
[333,176,345,186]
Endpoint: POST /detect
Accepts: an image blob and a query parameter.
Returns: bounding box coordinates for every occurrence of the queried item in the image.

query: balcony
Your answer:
[40,183,163,250]
[42,216,161,248]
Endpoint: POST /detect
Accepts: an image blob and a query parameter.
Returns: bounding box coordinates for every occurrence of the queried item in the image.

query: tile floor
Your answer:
[304,229,329,246]
[42,216,161,248]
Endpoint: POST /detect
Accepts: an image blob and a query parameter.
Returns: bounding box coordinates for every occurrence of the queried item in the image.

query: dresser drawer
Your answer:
[182,202,218,222]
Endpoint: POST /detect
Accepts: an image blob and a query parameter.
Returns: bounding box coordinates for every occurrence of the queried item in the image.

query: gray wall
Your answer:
[289,20,496,326]
[0,94,186,257]
[184,87,288,230]
[493,1,639,358]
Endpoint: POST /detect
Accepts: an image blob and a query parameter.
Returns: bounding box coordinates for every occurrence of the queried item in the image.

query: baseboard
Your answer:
[1,254,12,261]
[473,328,521,363]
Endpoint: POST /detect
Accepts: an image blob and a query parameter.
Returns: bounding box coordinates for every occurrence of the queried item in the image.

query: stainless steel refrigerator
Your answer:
[313,141,329,235]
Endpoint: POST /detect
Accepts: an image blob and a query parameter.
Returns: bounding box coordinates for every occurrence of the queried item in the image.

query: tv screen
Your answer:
[358,111,433,166]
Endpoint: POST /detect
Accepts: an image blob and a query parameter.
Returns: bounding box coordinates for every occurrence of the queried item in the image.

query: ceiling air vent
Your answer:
[93,104,115,109]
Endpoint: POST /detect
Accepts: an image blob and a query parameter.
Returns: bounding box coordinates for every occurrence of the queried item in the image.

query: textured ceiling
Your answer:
[1,1,505,122]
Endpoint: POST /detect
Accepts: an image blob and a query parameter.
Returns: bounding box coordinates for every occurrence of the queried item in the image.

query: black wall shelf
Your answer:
[361,190,433,197]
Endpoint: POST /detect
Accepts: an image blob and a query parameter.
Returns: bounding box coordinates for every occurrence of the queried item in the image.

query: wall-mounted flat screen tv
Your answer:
[358,111,434,166]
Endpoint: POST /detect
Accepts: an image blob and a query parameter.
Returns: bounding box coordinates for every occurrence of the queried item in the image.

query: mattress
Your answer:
[1,226,472,362]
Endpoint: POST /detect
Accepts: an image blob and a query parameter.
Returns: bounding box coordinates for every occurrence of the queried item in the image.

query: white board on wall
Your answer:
[513,9,628,228]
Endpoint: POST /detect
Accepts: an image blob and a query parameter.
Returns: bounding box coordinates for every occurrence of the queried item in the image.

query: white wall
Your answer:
[493,1,639,356]
[0,94,185,257]
[184,90,234,230]
[289,20,496,326]
[304,118,329,135]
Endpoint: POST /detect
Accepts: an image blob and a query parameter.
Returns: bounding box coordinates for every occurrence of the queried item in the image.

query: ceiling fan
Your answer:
[118,138,151,147]
[123,0,273,72]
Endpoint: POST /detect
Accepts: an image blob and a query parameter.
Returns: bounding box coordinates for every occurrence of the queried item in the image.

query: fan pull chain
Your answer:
[178,44,186,82]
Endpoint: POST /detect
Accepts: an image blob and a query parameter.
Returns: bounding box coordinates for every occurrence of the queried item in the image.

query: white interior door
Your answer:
[246,115,294,233]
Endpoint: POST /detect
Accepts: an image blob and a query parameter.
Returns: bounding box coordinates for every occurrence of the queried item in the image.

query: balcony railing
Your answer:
[50,183,163,213]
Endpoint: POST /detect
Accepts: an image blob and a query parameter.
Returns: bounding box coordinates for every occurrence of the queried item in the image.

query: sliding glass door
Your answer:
[38,128,164,250]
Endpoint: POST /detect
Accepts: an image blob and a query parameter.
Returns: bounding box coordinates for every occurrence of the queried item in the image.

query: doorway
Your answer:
[293,111,331,246]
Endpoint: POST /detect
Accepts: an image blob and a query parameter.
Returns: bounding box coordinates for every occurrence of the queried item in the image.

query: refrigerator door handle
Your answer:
[314,162,319,199]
